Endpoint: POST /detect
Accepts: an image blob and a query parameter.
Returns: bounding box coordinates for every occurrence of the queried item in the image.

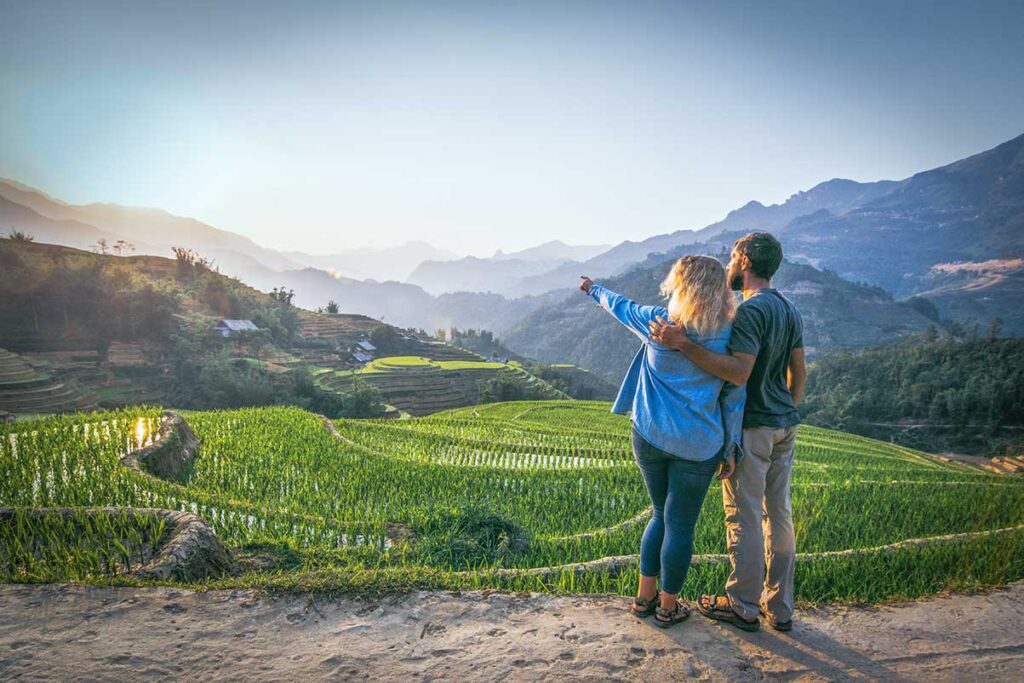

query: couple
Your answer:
[579,231,806,632]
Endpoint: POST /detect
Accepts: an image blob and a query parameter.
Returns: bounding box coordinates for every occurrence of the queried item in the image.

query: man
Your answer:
[649,231,806,632]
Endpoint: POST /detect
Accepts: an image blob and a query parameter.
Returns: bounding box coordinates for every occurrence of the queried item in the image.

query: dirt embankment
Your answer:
[1,582,1022,682]
[120,410,199,482]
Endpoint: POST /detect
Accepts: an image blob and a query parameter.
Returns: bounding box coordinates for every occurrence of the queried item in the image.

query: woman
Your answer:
[579,255,744,627]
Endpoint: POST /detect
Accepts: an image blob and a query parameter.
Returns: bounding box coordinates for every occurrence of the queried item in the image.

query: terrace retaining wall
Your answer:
[121,410,199,483]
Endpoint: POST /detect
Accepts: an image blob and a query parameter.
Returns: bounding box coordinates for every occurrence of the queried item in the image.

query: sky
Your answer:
[1,0,1023,257]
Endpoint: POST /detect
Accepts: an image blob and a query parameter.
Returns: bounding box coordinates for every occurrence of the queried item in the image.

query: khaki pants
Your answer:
[722,425,797,623]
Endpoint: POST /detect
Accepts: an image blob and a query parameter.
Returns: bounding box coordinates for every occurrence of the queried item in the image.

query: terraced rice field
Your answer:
[315,356,567,415]
[1,401,1022,602]
[0,347,97,415]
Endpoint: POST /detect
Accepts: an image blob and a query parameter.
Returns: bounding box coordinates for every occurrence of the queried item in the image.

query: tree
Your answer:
[231,328,273,356]
[479,375,526,402]
[270,287,295,305]
[326,300,340,314]
[369,325,400,354]
[988,317,1004,340]
[335,378,386,418]
[172,247,212,279]
[5,229,33,242]
[92,238,109,255]
[113,239,135,256]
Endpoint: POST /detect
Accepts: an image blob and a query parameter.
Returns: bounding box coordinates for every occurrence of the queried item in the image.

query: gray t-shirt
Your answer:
[728,288,803,429]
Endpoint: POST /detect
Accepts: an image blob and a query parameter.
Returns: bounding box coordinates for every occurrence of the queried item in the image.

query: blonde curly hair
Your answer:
[659,255,736,336]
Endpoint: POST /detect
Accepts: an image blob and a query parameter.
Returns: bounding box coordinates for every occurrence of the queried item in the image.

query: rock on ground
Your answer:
[1,582,1022,681]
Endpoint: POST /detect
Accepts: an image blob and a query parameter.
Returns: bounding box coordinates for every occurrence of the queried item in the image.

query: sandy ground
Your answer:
[1,583,1023,682]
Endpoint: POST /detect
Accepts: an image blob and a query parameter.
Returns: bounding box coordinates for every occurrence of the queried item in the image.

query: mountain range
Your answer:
[500,250,936,383]
[282,241,461,283]
[408,240,611,295]
[2,132,1021,363]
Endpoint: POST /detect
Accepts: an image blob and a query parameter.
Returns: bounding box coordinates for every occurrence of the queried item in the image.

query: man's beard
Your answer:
[729,271,744,291]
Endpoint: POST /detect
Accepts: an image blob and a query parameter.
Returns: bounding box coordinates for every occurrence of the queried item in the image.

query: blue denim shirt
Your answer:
[589,284,746,463]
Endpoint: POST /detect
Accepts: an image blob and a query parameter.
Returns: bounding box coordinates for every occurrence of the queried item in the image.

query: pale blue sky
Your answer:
[1,0,1022,256]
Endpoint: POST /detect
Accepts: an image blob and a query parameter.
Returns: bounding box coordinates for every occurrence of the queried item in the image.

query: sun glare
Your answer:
[134,417,149,449]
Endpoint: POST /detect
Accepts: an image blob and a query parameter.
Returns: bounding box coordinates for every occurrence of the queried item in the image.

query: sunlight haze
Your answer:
[2,0,1022,256]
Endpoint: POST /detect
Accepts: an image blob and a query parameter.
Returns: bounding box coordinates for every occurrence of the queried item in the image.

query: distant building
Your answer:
[351,351,373,363]
[215,319,259,338]
[357,340,377,352]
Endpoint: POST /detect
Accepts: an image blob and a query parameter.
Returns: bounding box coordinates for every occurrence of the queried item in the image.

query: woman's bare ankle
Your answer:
[637,576,659,603]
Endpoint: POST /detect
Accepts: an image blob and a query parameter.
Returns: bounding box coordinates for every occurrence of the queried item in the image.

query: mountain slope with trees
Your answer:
[0,237,377,416]
[775,133,1024,297]
[802,335,1024,456]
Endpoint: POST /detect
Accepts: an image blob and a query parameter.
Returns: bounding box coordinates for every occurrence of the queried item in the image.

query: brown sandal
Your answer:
[653,600,690,628]
[698,594,759,632]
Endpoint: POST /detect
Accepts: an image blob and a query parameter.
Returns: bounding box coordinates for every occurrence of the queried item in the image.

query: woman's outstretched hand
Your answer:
[579,276,594,294]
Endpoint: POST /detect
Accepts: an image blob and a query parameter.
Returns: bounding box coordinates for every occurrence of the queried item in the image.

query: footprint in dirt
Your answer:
[162,603,186,615]
[286,613,306,624]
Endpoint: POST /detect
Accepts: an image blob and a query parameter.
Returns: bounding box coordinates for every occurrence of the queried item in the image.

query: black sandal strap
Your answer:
[655,602,689,620]
[633,592,659,608]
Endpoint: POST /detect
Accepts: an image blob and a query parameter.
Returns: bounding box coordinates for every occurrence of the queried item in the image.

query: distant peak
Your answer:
[725,200,766,216]
[0,177,69,206]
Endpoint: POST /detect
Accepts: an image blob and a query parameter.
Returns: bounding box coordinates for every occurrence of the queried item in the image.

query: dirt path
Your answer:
[1,583,1022,682]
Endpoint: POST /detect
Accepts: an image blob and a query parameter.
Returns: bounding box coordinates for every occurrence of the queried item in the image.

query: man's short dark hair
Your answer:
[734,232,783,280]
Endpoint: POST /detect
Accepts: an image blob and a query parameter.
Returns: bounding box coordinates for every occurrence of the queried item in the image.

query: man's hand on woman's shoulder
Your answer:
[579,276,595,294]
[649,316,694,350]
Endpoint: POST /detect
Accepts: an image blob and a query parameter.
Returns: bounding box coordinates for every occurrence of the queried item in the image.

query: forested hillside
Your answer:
[802,335,1024,456]
[0,238,300,351]
[0,237,363,414]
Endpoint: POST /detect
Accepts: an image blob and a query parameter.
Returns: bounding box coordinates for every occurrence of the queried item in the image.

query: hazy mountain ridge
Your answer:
[408,240,610,295]
[0,178,302,275]
[409,256,569,296]
[282,241,461,283]
[504,136,1021,301]
[0,196,143,253]
[508,176,903,297]
[492,240,610,262]
[500,251,935,383]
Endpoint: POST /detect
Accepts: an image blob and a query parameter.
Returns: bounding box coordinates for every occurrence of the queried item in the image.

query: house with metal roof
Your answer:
[215,319,260,338]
